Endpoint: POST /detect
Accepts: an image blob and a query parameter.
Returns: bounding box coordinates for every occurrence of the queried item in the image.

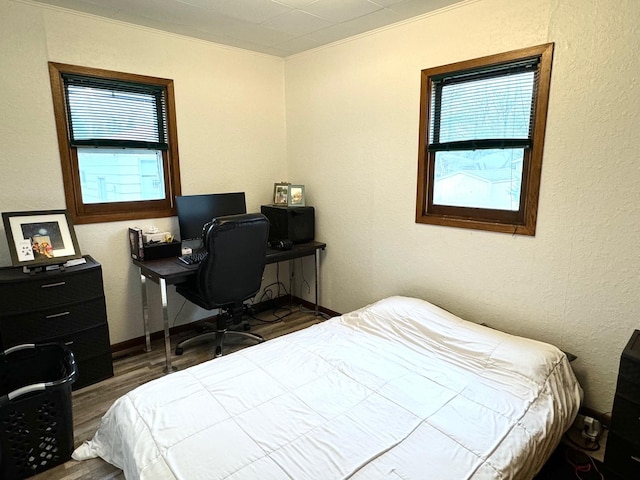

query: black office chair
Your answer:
[174,213,269,358]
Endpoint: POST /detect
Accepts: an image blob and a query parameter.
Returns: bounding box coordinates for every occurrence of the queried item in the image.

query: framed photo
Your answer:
[273,182,290,205]
[2,210,82,268]
[288,185,305,206]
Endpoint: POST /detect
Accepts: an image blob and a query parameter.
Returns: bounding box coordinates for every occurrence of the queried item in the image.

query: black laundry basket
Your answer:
[0,343,77,479]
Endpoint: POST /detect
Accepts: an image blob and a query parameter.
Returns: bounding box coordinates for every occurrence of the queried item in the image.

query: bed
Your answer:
[73,296,582,479]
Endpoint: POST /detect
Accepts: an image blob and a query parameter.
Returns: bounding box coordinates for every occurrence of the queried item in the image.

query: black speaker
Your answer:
[261,205,315,244]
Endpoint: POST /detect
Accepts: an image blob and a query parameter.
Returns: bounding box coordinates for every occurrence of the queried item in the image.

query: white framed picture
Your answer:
[287,185,305,206]
[273,182,290,205]
[2,210,82,268]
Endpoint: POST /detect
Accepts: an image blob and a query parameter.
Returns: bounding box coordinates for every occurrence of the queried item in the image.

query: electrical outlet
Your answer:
[573,414,602,441]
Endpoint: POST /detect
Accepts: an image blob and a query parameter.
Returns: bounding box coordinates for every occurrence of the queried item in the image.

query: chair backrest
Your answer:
[195,213,269,308]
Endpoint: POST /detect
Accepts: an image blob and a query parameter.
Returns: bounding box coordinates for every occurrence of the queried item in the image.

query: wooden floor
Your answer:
[31,305,325,480]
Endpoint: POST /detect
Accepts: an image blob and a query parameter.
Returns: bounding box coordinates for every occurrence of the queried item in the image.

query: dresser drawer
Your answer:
[74,351,114,390]
[0,256,113,390]
[0,297,107,347]
[616,377,640,403]
[0,265,104,315]
[619,360,640,387]
[50,324,111,361]
[610,394,640,446]
[605,432,640,480]
[48,323,113,390]
[619,330,640,387]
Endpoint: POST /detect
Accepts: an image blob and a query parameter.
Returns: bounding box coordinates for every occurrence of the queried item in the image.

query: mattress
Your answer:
[73,296,582,479]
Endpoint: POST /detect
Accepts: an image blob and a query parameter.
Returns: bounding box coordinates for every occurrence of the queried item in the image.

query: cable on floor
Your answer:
[563,430,601,452]
[564,447,604,480]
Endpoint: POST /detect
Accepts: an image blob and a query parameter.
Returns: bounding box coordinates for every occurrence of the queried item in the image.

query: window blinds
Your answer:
[62,74,168,150]
[428,59,539,152]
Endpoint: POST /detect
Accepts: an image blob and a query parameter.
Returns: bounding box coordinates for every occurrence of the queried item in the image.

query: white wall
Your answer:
[0,0,287,344]
[2,0,638,414]
[285,0,640,412]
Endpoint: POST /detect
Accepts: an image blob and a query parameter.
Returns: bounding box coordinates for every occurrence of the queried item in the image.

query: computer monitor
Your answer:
[176,192,246,242]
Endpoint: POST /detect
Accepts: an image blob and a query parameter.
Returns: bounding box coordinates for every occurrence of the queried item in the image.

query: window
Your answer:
[416,44,554,235]
[48,63,181,224]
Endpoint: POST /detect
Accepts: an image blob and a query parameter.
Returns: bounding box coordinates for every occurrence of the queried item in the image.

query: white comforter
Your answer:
[74,296,582,479]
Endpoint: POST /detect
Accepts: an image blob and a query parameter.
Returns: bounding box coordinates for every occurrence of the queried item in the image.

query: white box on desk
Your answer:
[143,232,172,243]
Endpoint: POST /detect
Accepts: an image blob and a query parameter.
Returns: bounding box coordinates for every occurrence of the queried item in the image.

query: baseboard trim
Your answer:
[110,296,339,356]
[291,296,340,318]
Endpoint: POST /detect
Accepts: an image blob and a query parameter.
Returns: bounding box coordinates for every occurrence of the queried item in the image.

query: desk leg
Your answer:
[140,272,151,353]
[160,278,177,374]
[314,249,320,316]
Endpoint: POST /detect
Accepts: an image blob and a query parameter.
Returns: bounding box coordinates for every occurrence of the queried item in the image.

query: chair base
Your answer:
[175,329,264,358]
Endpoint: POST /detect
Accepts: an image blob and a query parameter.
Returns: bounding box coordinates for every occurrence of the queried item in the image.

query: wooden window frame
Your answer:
[416,44,554,236]
[48,62,181,224]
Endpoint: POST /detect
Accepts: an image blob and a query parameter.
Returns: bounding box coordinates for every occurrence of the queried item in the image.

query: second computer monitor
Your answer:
[176,192,247,241]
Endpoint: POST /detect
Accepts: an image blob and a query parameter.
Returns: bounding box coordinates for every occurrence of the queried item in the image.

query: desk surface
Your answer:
[132,240,326,286]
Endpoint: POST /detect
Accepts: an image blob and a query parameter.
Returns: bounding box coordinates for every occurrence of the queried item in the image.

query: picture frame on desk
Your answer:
[273,182,290,205]
[287,185,305,206]
[2,210,82,268]
[129,227,144,260]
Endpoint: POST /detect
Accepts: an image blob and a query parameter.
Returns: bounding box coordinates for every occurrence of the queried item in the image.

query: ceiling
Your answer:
[30,0,462,57]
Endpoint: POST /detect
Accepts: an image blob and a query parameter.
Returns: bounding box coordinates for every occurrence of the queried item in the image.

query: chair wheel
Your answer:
[243,323,251,331]
[175,347,183,355]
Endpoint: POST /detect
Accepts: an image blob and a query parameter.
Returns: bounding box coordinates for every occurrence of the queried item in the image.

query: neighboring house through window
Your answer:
[48,63,181,224]
[416,43,554,235]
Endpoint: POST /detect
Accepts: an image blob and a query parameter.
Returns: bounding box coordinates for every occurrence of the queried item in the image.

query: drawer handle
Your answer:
[45,311,70,319]
[41,281,66,288]
[632,456,640,464]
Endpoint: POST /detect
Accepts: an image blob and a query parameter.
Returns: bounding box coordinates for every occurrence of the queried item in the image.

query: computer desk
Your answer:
[132,240,326,373]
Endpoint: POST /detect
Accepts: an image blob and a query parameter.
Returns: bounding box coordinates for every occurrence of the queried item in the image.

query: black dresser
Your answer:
[605,329,640,479]
[0,255,113,389]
